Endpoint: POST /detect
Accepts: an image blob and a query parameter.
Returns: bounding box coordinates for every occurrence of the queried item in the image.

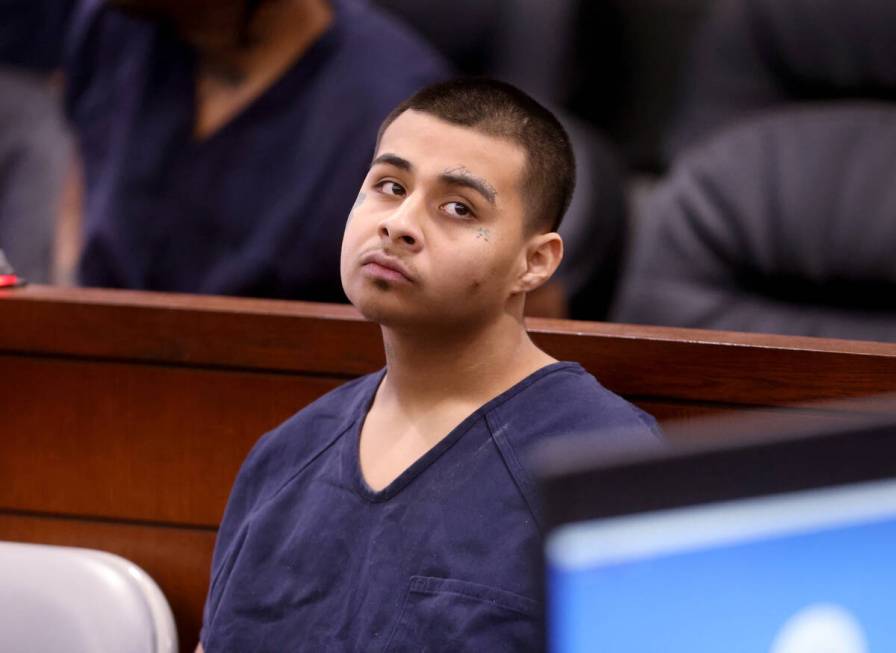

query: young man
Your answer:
[199,79,661,652]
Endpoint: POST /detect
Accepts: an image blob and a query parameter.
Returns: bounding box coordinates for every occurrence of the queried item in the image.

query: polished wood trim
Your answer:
[0,285,382,376]
[0,355,343,525]
[3,285,895,407]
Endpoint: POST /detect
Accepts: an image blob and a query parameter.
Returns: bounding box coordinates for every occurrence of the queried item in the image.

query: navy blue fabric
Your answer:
[201,362,661,651]
[0,0,449,300]
[0,0,75,71]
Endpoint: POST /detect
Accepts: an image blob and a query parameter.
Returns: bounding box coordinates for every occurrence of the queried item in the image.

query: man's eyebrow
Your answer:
[440,166,497,205]
[371,153,413,171]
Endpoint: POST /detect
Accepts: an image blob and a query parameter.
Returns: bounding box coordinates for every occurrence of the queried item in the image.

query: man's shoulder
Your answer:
[485,362,663,452]
[478,363,660,523]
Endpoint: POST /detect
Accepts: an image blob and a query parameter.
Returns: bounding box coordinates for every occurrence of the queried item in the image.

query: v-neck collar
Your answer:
[184,0,344,147]
[347,362,581,503]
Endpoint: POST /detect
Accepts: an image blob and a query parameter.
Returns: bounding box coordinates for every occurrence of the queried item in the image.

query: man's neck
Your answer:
[196,0,332,86]
[379,312,556,411]
[192,0,332,138]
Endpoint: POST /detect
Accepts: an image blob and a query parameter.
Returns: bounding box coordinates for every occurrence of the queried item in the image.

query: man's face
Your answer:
[340,110,532,330]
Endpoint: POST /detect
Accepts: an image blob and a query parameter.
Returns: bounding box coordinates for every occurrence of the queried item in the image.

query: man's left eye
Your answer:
[441,202,472,217]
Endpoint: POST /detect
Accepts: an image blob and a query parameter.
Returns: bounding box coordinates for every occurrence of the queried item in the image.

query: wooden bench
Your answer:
[3,285,896,650]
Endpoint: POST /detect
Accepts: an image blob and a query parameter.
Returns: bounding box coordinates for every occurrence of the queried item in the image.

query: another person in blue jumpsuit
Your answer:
[0,0,449,300]
[199,79,662,652]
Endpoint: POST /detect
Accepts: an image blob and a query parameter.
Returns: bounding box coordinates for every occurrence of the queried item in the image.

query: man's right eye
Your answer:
[375,180,406,197]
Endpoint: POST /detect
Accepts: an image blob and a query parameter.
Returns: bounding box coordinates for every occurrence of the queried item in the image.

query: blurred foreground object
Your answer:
[539,395,896,652]
[0,541,177,653]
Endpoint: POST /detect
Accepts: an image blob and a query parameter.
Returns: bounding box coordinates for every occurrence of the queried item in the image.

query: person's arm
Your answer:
[0,0,76,71]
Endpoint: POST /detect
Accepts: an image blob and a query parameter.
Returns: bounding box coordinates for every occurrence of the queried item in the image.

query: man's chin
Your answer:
[351,295,409,325]
[347,285,483,332]
[352,297,448,333]
[358,307,423,331]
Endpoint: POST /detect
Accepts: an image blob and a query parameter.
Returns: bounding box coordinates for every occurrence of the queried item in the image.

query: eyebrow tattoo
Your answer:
[441,166,497,205]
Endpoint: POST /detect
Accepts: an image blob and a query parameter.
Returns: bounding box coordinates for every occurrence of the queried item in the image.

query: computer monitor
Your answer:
[539,408,896,653]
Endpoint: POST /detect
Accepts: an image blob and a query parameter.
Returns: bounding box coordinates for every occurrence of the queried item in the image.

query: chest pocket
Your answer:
[382,576,541,653]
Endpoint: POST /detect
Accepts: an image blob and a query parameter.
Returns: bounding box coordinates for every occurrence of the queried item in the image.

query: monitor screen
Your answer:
[539,407,896,653]
[547,477,896,653]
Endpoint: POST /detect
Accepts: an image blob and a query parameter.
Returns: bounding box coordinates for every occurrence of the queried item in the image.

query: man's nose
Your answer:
[378,196,423,250]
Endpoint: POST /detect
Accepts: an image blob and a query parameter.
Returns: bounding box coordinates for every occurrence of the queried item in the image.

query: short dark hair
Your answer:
[376,78,576,233]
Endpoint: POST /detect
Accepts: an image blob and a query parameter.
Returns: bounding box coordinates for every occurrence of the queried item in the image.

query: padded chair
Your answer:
[666,0,896,160]
[612,104,896,341]
[0,541,177,653]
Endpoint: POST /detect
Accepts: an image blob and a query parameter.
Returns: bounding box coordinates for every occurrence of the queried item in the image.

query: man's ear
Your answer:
[514,232,564,293]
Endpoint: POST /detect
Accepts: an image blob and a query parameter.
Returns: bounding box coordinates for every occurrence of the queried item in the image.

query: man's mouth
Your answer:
[359,251,415,284]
